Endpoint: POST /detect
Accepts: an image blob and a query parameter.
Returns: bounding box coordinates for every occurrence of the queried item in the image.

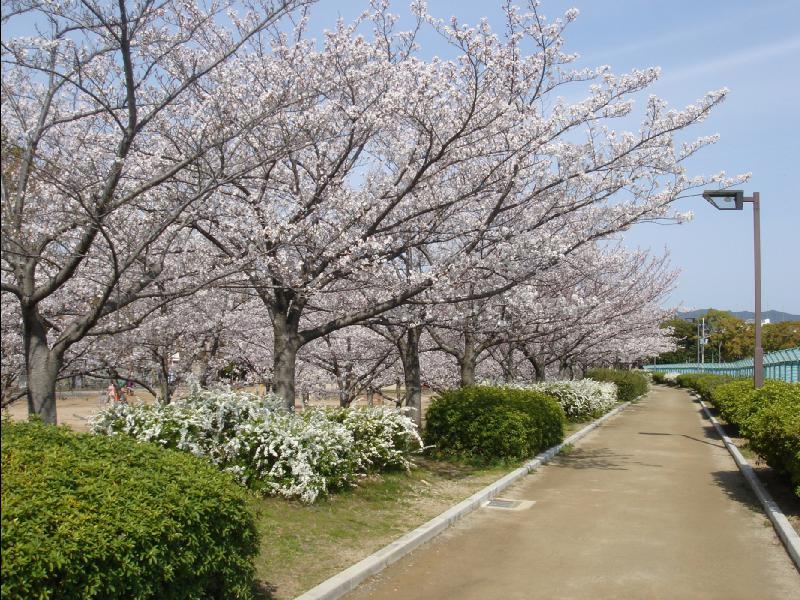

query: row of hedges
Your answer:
[676,374,800,497]
[423,386,566,463]
[585,368,649,402]
[675,373,736,401]
[515,379,618,422]
[1,419,258,599]
[89,388,422,503]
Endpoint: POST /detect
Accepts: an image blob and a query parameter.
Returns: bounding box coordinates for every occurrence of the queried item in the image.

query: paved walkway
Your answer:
[347,386,800,599]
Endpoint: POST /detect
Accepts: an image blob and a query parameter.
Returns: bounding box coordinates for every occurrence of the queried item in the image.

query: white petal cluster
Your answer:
[88,387,421,503]
[514,380,618,421]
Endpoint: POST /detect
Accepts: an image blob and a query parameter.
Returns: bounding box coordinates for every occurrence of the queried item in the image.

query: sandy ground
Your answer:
[346,386,800,600]
[3,387,436,432]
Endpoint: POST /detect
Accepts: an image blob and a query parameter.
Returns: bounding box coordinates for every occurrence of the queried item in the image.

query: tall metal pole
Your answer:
[696,321,700,364]
[701,318,705,364]
[752,192,764,388]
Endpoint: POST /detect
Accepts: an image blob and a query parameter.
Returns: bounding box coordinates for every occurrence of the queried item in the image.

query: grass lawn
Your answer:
[249,457,513,598]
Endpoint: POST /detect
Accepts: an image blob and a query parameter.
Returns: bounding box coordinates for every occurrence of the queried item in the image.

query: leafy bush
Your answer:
[520,380,618,421]
[651,371,667,384]
[707,379,758,423]
[424,386,565,462]
[585,368,649,402]
[675,373,736,402]
[1,419,258,599]
[710,380,800,496]
[89,387,421,503]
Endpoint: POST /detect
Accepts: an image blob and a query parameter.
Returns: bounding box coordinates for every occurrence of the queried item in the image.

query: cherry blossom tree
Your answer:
[1,0,307,422]
[469,245,678,382]
[1,293,24,407]
[193,2,739,416]
[77,288,252,403]
[300,326,400,407]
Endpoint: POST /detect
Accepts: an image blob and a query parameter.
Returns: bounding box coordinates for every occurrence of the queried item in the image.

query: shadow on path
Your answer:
[637,430,726,449]
[551,447,662,470]
[710,469,763,514]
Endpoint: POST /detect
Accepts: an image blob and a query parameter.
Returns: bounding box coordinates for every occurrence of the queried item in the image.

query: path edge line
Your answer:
[695,394,800,571]
[294,400,634,600]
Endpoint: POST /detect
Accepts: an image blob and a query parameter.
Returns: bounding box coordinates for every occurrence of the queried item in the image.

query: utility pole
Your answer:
[700,317,706,365]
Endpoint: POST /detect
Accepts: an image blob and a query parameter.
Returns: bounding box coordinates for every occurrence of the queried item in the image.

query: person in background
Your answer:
[106,383,119,404]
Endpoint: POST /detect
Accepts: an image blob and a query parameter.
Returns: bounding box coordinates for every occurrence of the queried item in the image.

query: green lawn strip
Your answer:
[249,458,512,599]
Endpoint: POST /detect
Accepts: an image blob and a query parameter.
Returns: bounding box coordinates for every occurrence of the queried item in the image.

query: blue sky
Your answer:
[305,0,800,313]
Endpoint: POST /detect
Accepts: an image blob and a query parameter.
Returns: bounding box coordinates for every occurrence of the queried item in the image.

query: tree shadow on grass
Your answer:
[252,581,279,599]
[412,456,491,480]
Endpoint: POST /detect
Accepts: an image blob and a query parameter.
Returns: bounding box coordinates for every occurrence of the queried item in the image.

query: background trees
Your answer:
[656,309,800,363]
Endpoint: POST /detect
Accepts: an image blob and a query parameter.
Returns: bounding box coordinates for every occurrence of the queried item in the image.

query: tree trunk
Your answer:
[558,361,571,380]
[501,345,515,383]
[530,356,546,382]
[399,326,422,428]
[158,353,172,404]
[22,305,60,424]
[270,293,304,411]
[272,341,299,411]
[458,337,478,388]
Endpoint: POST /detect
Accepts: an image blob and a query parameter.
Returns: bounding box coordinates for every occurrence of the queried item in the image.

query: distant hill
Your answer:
[677,309,800,323]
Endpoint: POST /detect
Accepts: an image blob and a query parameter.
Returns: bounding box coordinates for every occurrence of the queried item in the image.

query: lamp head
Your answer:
[702,189,744,210]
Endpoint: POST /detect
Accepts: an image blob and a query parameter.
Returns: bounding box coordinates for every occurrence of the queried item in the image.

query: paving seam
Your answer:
[693,392,800,571]
[294,400,635,600]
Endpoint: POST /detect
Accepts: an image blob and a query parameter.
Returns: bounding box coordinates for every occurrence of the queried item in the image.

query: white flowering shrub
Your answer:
[664,372,680,383]
[517,380,618,421]
[89,388,421,503]
[322,407,423,472]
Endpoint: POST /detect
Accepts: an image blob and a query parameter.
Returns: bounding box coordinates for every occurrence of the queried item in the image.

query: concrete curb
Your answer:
[294,400,634,600]
[694,394,800,571]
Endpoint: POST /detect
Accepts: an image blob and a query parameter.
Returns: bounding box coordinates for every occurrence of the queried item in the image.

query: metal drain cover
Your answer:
[484,498,536,510]
[487,499,520,509]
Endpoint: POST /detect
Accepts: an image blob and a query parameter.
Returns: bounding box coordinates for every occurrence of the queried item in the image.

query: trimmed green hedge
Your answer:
[675,374,800,497]
[1,420,259,599]
[675,373,735,402]
[585,369,649,402]
[424,386,566,462]
[711,380,800,497]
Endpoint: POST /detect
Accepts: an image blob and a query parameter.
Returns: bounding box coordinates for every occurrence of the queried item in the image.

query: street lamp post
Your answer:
[702,189,764,388]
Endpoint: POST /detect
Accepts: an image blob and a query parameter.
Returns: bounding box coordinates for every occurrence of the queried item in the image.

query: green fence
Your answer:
[645,347,800,383]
